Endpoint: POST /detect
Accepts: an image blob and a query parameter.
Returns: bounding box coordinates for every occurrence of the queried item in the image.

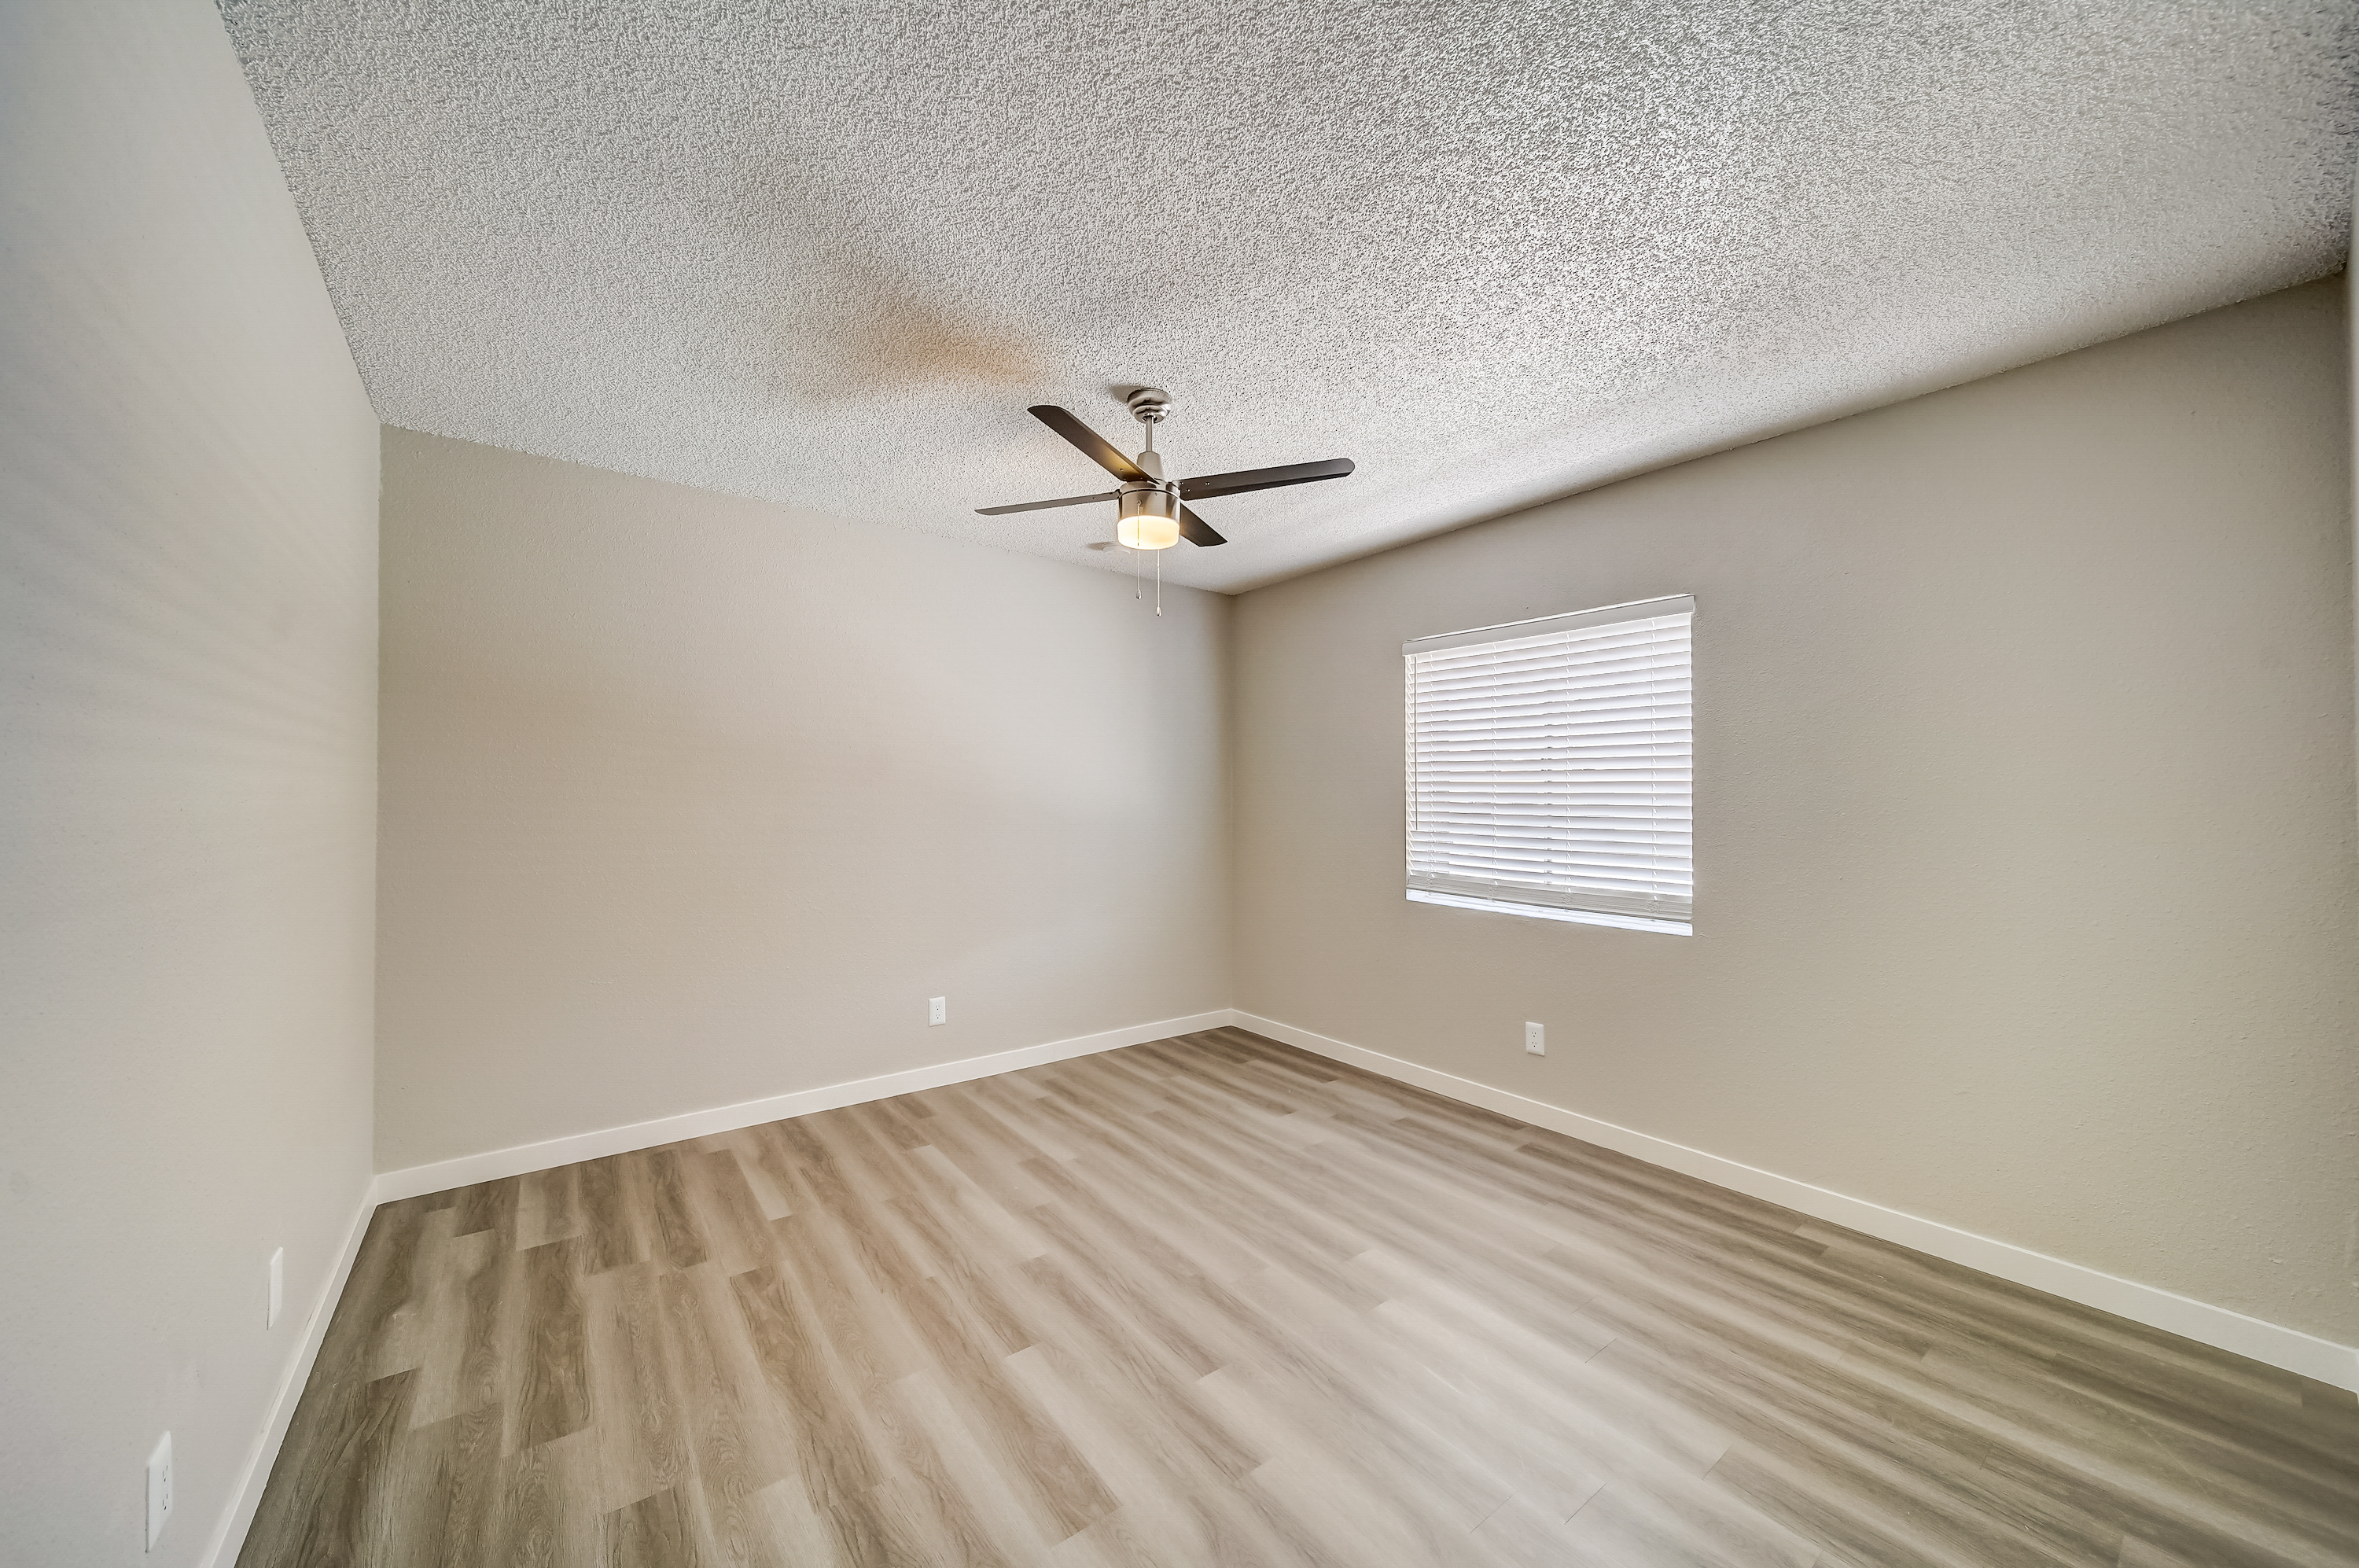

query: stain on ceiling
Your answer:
[222,1,2355,592]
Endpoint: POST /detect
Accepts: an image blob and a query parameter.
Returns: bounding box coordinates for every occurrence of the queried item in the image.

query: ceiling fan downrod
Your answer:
[1117,388,1180,550]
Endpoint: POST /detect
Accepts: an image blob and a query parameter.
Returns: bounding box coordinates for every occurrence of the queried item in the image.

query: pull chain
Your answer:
[1129,393,1165,613]
[1147,406,1161,613]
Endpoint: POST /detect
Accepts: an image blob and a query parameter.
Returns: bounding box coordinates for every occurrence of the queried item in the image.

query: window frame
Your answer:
[1403,594,1695,936]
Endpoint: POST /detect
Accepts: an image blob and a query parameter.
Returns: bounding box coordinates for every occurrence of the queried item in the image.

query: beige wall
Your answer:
[0,2,381,1562]
[1234,277,2358,1345]
[376,431,1230,1172]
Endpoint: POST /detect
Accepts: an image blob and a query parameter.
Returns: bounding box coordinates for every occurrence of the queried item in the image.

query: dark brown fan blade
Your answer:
[1176,504,1225,547]
[975,490,1120,516]
[1178,457,1354,501]
[1029,405,1149,481]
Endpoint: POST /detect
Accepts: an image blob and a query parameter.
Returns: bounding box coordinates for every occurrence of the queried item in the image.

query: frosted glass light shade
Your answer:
[1117,489,1180,550]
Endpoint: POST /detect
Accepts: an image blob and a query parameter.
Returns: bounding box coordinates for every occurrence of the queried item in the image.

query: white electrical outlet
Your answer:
[268,1246,285,1329]
[1524,1021,1546,1056]
[928,996,947,1026]
[146,1432,172,1550]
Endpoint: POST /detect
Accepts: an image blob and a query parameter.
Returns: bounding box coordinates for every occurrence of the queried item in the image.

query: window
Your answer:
[1404,595,1694,934]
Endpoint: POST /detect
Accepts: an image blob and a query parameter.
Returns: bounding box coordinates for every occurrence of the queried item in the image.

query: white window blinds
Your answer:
[1404,596,1693,933]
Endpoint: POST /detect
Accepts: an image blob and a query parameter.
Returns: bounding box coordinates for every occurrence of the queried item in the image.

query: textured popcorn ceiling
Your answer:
[223,2,2355,593]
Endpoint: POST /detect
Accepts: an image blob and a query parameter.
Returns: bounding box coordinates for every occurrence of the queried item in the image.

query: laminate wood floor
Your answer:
[240,1029,2359,1567]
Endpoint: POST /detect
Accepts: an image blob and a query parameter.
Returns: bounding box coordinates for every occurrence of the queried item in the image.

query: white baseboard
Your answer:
[208,1000,2354,1568]
[199,1184,376,1568]
[209,1010,1229,1562]
[1231,1010,2359,1393]
[372,1010,1235,1204]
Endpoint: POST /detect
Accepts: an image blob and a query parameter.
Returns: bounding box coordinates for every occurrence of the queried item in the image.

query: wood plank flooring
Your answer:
[239,1029,2359,1567]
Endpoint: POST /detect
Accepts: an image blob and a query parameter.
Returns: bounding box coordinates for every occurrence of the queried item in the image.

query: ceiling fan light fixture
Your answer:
[977,397,1356,560]
[1117,488,1181,550]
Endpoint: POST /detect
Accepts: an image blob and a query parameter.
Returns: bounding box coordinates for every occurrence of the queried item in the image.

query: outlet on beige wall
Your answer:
[1233,278,2359,1345]
[0,2,381,1560]
[374,432,1233,1173]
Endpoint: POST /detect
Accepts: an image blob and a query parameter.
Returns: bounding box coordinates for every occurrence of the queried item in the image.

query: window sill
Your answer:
[1406,888,1692,936]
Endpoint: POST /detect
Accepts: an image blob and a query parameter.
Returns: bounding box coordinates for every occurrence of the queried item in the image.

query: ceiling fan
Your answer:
[977,388,1354,550]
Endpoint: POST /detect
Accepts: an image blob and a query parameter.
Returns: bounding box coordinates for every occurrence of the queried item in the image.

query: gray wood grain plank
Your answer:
[241,1031,2359,1568]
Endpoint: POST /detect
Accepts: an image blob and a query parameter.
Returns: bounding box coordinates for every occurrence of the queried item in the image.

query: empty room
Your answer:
[5,1,2356,1564]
